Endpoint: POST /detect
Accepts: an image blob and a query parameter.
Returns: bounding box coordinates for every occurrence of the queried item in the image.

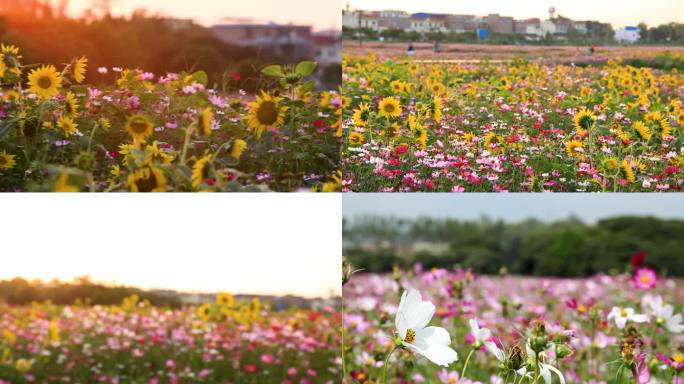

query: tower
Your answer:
[548,6,556,20]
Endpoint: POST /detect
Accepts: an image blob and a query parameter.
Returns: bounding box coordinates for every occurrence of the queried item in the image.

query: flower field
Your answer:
[0,294,340,383]
[342,263,684,383]
[342,53,684,191]
[0,44,342,192]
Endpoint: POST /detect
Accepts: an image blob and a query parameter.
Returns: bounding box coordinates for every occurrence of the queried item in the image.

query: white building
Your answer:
[615,26,640,44]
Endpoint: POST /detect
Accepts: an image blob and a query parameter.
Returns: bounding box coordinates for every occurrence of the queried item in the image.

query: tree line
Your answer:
[343,216,684,276]
[0,276,182,307]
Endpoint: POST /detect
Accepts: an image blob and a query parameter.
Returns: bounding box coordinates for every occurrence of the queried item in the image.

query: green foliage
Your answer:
[344,216,684,276]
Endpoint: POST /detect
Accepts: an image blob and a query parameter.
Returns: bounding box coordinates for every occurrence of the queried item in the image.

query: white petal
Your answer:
[607,307,619,320]
[616,317,627,329]
[540,364,552,384]
[485,341,504,362]
[543,363,566,384]
[407,301,436,331]
[468,318,479,336]
[407,340,458,367]
[416,326,452,347]
[631,314,648,323]
[397,290,421,329]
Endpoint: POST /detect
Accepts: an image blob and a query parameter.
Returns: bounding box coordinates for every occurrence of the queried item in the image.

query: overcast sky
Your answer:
[65,0,341,31]
[1,195,341,298]
[343,194,684,223]
[346,0,682,27]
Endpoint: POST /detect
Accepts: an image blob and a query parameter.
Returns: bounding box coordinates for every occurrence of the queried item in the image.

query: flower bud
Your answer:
[555,343,573,359]
[506,345,526,370]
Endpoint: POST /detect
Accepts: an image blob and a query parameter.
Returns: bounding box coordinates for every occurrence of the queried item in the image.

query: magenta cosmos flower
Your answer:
[633,267,657,289]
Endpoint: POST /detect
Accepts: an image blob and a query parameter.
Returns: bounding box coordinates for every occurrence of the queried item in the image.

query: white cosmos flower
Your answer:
[525,343,565,384]
[468,318,491,347]
[644,295,684,334]
[608,307,649,329]
[395,289,458,367]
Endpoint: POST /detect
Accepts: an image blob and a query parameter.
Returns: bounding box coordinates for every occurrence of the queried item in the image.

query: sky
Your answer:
[1,194,341,298]
[343,193,684,224]
[346,0,682,27]
[63,0,341,31]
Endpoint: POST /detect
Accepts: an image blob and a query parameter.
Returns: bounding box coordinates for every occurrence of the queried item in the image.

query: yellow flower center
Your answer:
[620,308,628,317]
[673,353,684,364]
[640,275,651,283]
[404,328,416,344]
[256,101,278,125]
[384,104,395,114]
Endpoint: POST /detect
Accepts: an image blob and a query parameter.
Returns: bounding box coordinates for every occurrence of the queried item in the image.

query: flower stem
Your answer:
[382,346,398,384]
[341,300,347,380]
[461,348,475,379]
[532,352,540,384]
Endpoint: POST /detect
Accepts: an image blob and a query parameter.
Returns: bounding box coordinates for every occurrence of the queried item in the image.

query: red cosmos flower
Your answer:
[244,363,258,373]
[313,119,326,128]
[665,165,678,175]
[394,143,409,155]
[631,250,646,268]
[424,179,436,190]
[230,72,242,82]
[387,157,402,166]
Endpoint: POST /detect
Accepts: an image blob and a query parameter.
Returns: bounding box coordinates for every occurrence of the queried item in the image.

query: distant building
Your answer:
[211,24,313,61]
[312,32,342,65]
[615,26,641,44]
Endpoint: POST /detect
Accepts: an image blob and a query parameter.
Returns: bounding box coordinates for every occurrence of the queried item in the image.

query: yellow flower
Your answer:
[48,321,60,344]
[0,54,5,78]
[53,170,79,192]
[199,107,212,136]
[484,132,503,149]
[572,109,595,132]
[349,131,365,146]
[127,166,167,192]
[2,329,16,345]
[230,139,247,160]
[192,154,213,189]
[657,117,672,138]
[378,97,402,118]
[197,303,212,321]
[57,116,78,137]
[632,121,651,141]
[429,81,446,95]
[125,114,154,142]
[621,159,635,183]
[64,92,79,118]
[0,150,16,170]
[27,64,62,99]
[14,358,32,373]
[71,56,87,83]
[245,91,288,138]
[352,103,371,127]
[144,141,174,165]
[216,293,235,307]
[390,80,405,93]
[603,157,619,171]
[566,140,584,156]
[677,111,684,126]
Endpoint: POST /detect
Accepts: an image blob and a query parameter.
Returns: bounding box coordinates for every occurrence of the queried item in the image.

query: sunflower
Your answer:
[349,131,365,146]
[657,117,672,138]
[565,140,584,156]
[128,166,167,192]
[378,97,402,118]
[198,107,212,136]
[144,141,174,165]
[603,157,619,171]
[483,132,503,149]
[390,80,405,93]
[216,293,235,307]
[432,97,443,123]
[191,154,213,189]
[352,103,371,127]
[415,128,428,149]
[57,116,78,136]
[0,55,6,78]
[677,111,684,126]
[632,121,651,141]
[197,303,212,321]
[572,109,595,132]
[621,159,635,183]
[71,56,87,83]
[230,139,247,160]
[64,92,79,118]
[0,150,16,170]
[53,170,78,192]
[429,81,446,95]
[245,91,288,138]
[125,114,153,142]
[27,65,62,99]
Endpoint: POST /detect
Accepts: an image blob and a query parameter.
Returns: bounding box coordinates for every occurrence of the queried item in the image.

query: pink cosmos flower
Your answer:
[633,268,657,290]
